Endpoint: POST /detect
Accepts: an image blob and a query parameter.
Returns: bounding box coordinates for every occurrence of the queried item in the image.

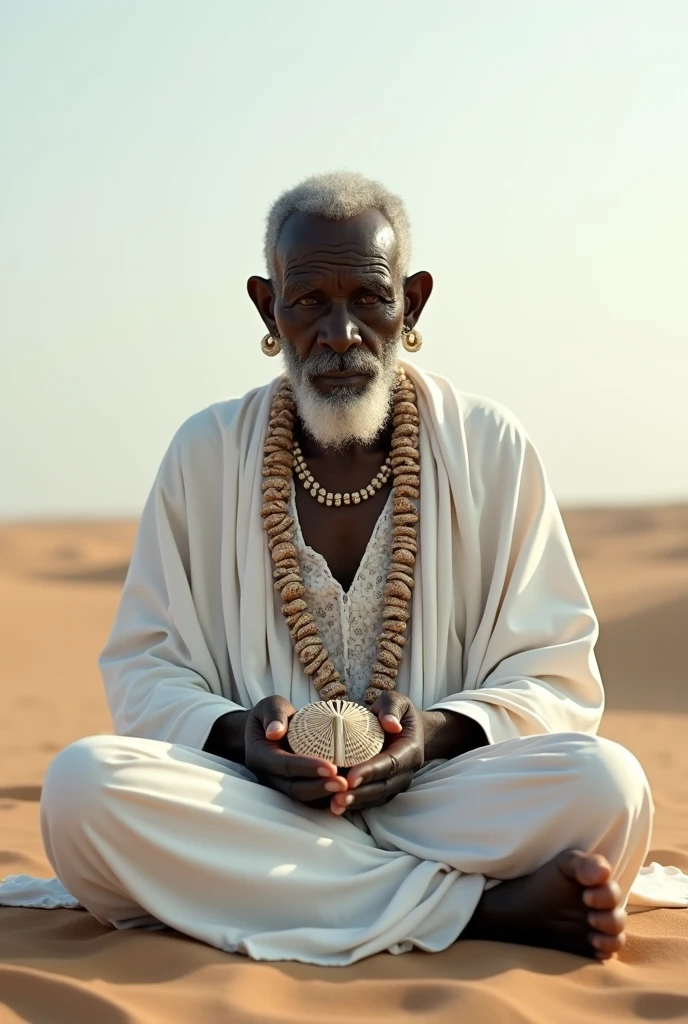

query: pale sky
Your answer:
[2,0,687,518]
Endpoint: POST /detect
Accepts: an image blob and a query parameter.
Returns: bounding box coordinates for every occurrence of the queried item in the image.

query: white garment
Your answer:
[99,362,609,742]
[34,730,662,964]
[2,363,687,954]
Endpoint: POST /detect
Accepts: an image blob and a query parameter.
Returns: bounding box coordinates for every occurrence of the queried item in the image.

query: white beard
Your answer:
[280,339,400,450]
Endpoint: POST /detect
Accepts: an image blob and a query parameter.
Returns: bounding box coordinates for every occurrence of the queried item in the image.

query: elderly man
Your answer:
[6,171,685,966]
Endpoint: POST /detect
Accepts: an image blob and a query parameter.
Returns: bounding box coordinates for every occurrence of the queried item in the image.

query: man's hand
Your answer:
[329,693,425,815]
[244,695,348,805]
[329,694,488,816]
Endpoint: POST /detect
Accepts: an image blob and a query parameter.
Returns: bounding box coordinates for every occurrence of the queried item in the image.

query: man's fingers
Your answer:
[258,696,295,739]
[269,774,347,804]
[330,771,413,814]
[346,735,415,790]
[252,741,337,779]
[371,692,409,734]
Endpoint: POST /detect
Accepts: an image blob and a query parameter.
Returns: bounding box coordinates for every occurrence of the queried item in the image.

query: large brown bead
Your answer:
[391,434,419,450]
[303,648,329,676]
[267,515,295,537]
[263,512,288,532]
[264,436,292,451]
[263,487,290,503]
[268,530,295,550]
[262,464,291,479]
[393,474,420,489]
[273,572,302,591]
[274,564,298,579]
[262,477,291,495]
[299,644,324,665]
[392,413,420,427]
[276,557,298,571]
[264,451,293,468]
[272,542,298,563]
[382,606,411,622]
[395,485,420,498]
[394,423,419,437]
[296,621,319,640]
[281,581,305,602]
[393,401,418,416]
[392,549,415,566]
[388,569,415,587]
[268,425,293,439]
[392,496,416,515]
[393,525,417,539]
[392,537,418,554]
[391,455,418,470]
[393,512,419,527]
[320,679,347,700]
[385,595,408,607]
[379,639,404,658]
[294,635,321,655]
[289,612,313,634]
[313,659,333,684]
[393,444,419,460]
[370,674,396,691]
[386,580,412,601]
[283,597,307,616]
[261,500,289,518]
[378,629,407,645]
[377,649,400,669]
[373,662,397,678]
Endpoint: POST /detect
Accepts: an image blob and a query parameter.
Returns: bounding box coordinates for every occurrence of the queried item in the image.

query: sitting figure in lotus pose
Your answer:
[29,171,674,965]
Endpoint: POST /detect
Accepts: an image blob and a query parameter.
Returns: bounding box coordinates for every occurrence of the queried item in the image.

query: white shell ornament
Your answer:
[288,700,385,767]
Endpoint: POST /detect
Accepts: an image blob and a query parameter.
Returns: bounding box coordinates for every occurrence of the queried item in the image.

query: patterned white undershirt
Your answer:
[289,485,394,704]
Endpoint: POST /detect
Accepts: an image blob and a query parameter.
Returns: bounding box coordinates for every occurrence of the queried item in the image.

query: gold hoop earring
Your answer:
[402,326,423,352]
[261,333,282,357]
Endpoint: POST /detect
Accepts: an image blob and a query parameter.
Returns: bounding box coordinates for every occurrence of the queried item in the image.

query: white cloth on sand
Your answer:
[2,363,686,961]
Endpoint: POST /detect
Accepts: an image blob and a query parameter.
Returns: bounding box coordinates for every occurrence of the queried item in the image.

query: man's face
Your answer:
[269,209,405,448]
[272,208,405,398]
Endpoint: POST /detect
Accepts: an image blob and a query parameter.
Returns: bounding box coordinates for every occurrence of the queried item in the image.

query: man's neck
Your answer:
[295,415,393,466]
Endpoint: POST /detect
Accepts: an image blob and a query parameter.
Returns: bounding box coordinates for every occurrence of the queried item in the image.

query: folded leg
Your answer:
[40,735,482,965]
[364,732,653,903]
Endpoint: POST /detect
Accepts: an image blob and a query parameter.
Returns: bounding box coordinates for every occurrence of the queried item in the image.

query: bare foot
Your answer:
[462,850,627,960]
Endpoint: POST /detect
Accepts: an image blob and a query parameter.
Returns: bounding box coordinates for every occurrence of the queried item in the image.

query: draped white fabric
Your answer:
[99,363,605,746]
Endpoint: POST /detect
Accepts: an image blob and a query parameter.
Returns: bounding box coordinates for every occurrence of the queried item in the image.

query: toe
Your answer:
[559,850,612,888]
[587,908,627,936]
[582,880,622,910]
[590,930,626,956]
[573,852,612,888]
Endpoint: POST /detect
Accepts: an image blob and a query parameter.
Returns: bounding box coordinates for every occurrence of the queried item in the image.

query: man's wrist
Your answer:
[421,708,487,762]
[203,709,250,765]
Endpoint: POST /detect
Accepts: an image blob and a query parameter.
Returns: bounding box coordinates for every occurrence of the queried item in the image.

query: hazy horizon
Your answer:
[2,1,687,518]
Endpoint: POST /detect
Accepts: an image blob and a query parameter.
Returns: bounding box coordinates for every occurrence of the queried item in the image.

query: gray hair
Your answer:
[263,170,412,283]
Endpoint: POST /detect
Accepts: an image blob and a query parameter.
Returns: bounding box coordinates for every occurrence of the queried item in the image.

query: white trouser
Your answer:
[40,732,653,965]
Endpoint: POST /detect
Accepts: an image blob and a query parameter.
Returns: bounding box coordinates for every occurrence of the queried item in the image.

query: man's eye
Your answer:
[358,294,380,305]
[297,296,319,306]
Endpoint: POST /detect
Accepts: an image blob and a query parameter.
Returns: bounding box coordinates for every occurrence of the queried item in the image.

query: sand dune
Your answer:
[1,506,687,1023]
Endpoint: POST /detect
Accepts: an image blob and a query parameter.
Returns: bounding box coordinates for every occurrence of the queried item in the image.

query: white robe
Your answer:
[2,363,686,962]
[101,361,608,741]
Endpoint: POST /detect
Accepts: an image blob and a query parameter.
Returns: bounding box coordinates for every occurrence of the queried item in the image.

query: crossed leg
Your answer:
[40,730,652,965]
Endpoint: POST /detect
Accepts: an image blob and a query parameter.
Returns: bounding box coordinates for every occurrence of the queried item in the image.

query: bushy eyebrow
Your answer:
[282,269,395,302]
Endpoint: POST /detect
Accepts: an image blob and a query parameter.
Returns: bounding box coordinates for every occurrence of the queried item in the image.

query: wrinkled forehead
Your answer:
[274,209,400,283]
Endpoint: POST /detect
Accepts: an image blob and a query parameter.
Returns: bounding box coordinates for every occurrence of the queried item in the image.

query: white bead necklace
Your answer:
[293,445,392,506]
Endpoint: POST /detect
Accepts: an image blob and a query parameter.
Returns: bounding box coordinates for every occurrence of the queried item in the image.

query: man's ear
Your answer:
[247,276,277,334]
[403,271,433,327]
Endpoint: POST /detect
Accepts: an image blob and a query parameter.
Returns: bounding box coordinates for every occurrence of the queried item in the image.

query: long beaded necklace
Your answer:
[261,368,420,706]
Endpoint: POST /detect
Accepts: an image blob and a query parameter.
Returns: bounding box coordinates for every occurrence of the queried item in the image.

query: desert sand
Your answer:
[1,505,687,1022]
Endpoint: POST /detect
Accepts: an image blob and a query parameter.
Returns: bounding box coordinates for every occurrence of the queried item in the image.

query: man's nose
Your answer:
[317,301,361,354]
